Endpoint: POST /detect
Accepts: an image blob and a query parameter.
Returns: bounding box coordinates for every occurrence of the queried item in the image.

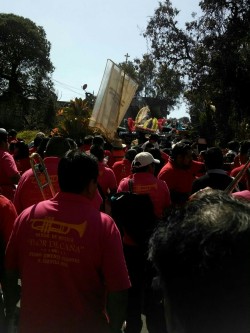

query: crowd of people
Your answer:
[0,127,249,333]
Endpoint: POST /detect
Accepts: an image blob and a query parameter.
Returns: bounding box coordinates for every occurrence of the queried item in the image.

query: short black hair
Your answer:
[124,149,137,162]
[227,140,240,152]
[45,137,71,157]
[204,147,224,169]
[90,144,104,162]
[92,135,105,146]
[172,142,192,160]
[58,150,99,194]
[0,128,8,143]
[149,189,250,332]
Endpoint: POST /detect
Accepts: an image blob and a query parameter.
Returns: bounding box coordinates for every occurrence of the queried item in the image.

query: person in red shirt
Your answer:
[117,152,171,333]
[107,138,127,168]
[90,145,117,196]
[13,141,31,175]
[13,137,71,214]
[112,149,137,185]
[0,194,17,332]
[5,150,130,333]
[158,142,205,205]
[0,129,20,201]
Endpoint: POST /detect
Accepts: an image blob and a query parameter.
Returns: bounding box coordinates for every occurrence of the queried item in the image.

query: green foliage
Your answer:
[53,97,95,143]
[0,13,56,129]
[142,0,250,143]
[17,130,44,144]
[119,53,184,117]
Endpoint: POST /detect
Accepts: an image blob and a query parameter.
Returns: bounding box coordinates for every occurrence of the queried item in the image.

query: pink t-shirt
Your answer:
[13,157,60,214]
[14,157,103,214]
[6,192,130,333]
[118,172,171,219]
[0,149,19,200]
[98,162,117,196]
[112,159,132,185]
[158,159,204,194]
[232,190,250,202]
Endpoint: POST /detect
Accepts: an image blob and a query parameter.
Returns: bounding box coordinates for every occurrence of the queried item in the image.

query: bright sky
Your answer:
[2,0,200,118]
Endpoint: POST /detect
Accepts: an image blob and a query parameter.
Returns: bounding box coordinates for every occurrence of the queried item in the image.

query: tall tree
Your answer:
[119,54,184,118]
[0,13,55,129]
[143,0,250,143]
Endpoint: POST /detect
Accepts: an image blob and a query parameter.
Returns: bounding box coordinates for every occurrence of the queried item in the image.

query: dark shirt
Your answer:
[192,169,233,194]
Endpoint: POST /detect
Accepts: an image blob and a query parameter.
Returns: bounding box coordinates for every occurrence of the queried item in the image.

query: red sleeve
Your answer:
[0,195,17,246]
[2,152,19,178]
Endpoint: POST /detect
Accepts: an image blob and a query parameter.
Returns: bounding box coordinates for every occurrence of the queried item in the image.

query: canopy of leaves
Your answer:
[0,14,56,129]
[119,54,184,117]
[143,0,250,143]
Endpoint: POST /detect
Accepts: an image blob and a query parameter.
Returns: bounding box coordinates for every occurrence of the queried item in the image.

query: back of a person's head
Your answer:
[149,189,250,333]
[0,128,8,144]
[172,142,192,160]
[227,140,240,152]
[239,140,250,155]
[204,147,224,169]
[8,129,17,138]
[90,144,104,162]
[92,135,105,146]
[33,136,44,148]
[143,142,154,152]
[45,136,71,158]
[124,149,137,162]
[14,141,29,159]
[83,135,94,145]
[58,150,98,194]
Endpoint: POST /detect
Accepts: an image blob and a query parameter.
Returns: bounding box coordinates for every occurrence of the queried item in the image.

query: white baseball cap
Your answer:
[132,152,160,169]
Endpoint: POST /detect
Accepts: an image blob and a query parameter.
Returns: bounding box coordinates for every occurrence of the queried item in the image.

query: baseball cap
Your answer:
[132,152,160,169]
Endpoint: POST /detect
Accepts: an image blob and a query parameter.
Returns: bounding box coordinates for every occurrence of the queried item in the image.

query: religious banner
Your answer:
[89,59,138,140]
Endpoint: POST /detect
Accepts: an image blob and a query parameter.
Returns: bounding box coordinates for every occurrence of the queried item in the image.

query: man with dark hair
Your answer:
[191,147,233,193]
[13,136,71,214]
[5,151,130,333]
[0,128,20,201]
[112,149,137,184]
[117,152,171,333]
[158,142,204,205]
[149,189,250,333]
[90,144,117,198]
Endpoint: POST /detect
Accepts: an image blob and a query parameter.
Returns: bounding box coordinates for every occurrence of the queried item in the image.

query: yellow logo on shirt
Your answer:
[30,217,87,238]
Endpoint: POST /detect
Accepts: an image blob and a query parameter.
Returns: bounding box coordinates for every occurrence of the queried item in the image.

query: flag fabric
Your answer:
[89,59,138,140]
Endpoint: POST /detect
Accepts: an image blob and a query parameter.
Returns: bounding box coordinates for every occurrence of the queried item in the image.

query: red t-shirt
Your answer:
[232,190,250,201]
[98,162,117,196]
[118,172,171,219]
[0,194,17,280]
[14,157,103,214]
[230,164,248,189]
[0,195,17,247]
[6,192,130,333]
[112,159,132,185]
[158,159,204,204]
[0,149,20,201]
[118,172,171,245]
[13,157,60,214]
